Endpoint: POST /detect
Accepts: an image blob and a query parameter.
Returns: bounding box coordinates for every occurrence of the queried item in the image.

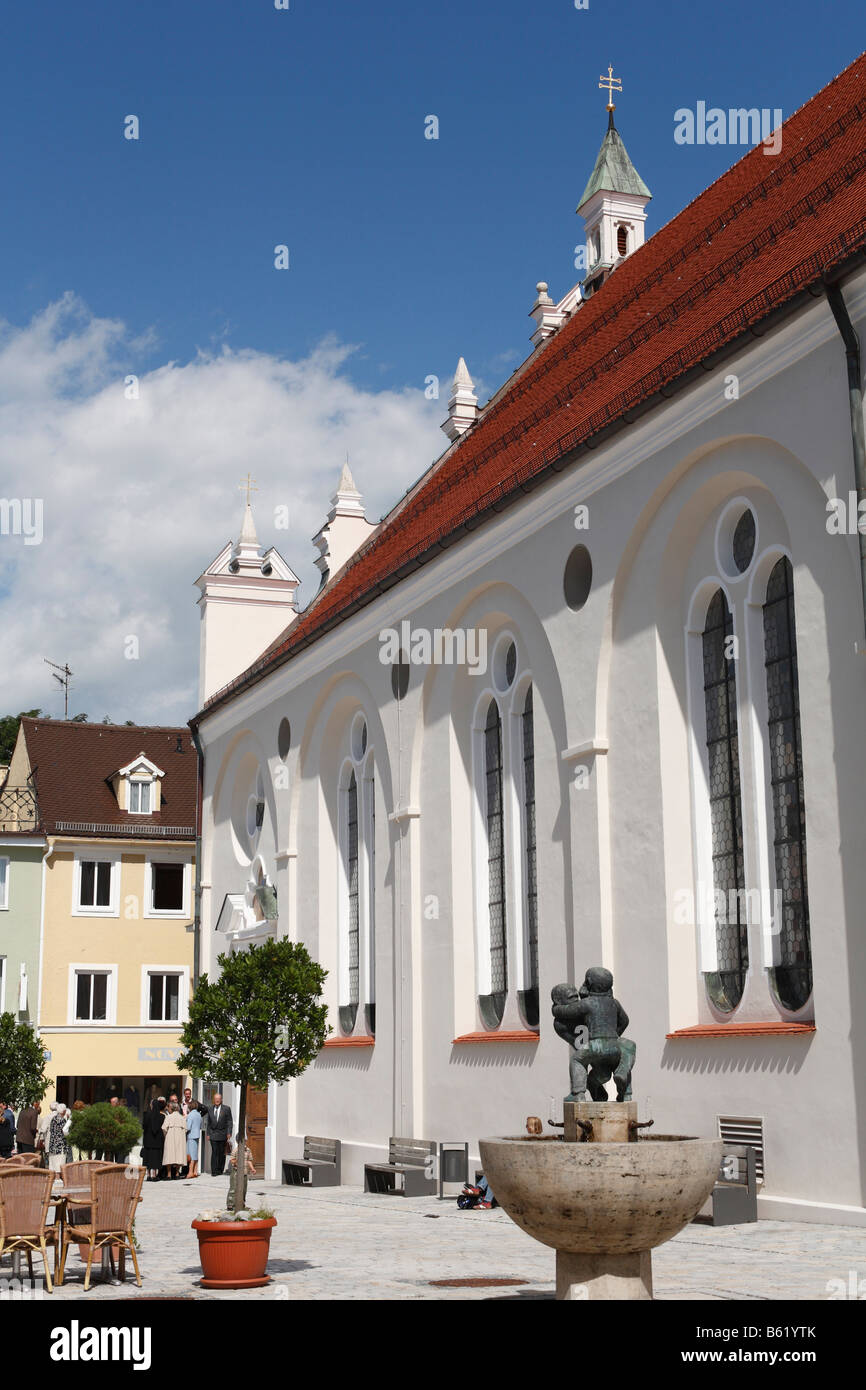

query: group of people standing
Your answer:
[0,1099,82,1172]
[141,1090,235,1181]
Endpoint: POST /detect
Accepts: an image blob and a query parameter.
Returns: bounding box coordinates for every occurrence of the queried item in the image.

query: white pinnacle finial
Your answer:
[454,356,474,389]
[442,357,479,441]
[337,458,358,495]
[239,501,259,547]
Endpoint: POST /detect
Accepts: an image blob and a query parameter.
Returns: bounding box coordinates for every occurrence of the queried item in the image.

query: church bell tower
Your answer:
[578,66,652,297]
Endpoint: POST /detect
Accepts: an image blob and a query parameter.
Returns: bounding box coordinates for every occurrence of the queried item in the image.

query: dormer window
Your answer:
[129,780,152,814]
[114,753,164,817]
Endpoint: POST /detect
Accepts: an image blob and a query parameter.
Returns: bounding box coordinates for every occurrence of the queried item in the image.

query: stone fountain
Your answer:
[479,968,722,1300]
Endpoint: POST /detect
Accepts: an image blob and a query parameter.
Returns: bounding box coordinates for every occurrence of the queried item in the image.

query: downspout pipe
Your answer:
[825,281,866,644]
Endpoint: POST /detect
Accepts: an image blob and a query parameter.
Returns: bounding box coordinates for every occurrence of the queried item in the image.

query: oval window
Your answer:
[278,717,291,761]
[564,545,593,612]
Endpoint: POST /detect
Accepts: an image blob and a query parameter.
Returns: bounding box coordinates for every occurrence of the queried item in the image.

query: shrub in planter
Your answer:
[178,939,329,1287]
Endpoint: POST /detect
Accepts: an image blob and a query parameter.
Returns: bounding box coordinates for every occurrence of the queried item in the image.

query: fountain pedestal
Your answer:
[557,1249,652,1300]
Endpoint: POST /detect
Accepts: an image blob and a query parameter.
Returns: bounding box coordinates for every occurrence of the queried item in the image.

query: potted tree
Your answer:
[178,937,328,1288]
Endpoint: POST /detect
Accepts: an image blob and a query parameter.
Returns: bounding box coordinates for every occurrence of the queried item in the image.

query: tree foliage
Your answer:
[0,711,41,766]
[67,1101,142,1157]
[178,939,329,1211]
[0,1013,51,1107]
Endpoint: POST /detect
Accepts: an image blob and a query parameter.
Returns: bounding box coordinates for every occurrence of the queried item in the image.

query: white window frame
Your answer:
[336,713,374,1037]
[143,856,192,919]
[0,856,8,910]
[67,963,118,1025]
[72,851,120,918]
[140,965,190,1026]
[0,956,6,1012]
[128,778,153,815]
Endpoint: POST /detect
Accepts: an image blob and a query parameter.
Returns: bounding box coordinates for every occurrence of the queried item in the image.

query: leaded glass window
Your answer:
[763,558,812,1011]
[340,771,359,1034]
[702,589,748,1011]
[365,773,376,1037]
[480,699,507,1028]
[519,686,539,1028]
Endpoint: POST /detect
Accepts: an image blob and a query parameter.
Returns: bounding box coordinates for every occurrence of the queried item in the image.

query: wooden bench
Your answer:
[364,1138,436,1197]
[282,1137,341,1188]
[706,1144,758,1225]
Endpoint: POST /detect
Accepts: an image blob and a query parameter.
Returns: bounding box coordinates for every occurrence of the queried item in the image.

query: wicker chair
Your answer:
[59,1158,113,1229]
[57,1164,145,1290]
[0,1167,56,1292]
[5,1154,42,1167]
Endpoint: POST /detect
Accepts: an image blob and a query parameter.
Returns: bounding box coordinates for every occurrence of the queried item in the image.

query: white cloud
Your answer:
[0,296,446,725]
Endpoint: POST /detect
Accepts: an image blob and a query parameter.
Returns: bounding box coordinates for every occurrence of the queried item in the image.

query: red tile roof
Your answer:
[194,52,866,724]
[20,719,197,838]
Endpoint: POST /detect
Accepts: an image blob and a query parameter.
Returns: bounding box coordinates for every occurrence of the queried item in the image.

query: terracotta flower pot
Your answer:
[77,1242,124,1261]
[191,1218,276,1289]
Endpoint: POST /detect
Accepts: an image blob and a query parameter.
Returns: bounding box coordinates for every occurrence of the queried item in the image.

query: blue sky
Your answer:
[0,1,862,724]
[3,1,861,395]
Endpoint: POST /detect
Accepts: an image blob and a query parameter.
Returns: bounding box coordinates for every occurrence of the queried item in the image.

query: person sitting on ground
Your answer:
[457,1174,496,1209]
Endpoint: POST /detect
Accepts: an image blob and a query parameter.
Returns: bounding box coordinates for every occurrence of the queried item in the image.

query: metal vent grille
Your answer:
[718,1115,764,1182]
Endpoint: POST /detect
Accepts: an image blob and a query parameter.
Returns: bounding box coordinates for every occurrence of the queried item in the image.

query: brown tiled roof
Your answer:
[20,719,197,838]
[193,51,866,725]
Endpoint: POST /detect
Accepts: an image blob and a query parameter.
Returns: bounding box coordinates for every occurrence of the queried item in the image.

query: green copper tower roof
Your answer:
[578,112,651,210]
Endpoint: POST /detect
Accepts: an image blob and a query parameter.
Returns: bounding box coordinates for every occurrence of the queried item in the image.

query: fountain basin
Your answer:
[479,1134,723,1299]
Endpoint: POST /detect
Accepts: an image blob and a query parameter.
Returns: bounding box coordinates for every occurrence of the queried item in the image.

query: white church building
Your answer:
[190,55,866,1225]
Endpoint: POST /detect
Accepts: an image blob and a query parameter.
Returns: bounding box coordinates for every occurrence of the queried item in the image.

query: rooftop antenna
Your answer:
[44,658,72,720]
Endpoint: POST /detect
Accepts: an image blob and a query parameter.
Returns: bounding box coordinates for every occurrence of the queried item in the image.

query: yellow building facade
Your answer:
[11,718,198,1117]
[40,840,194,1108]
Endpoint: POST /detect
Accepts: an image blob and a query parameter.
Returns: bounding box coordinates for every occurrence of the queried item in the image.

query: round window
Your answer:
[564,544,593,612]
[732,509,756,573]
[351,716,368,761]
[492,636,518,693]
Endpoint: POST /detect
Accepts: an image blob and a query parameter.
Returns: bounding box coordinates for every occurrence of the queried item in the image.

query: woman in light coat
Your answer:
[185,1102,202,1179]
[161,1101,186,1179]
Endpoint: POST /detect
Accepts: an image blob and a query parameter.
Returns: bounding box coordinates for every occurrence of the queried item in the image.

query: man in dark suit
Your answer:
[206,1093,233,1177]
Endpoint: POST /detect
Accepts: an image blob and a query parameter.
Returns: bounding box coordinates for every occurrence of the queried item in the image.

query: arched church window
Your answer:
[339,770,360,1034]
[365,771,376,1037]
[518,685,539,1028]
[763,557,812,1012]
[701,588,748,1012]
[479,699,507,1029]
[616,225,628,257]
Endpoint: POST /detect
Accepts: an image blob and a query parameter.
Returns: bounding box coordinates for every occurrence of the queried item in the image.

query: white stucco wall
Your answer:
[195,266,866,1222]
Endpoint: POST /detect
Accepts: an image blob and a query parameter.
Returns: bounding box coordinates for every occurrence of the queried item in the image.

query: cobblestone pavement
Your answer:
[3,1174,864,1301]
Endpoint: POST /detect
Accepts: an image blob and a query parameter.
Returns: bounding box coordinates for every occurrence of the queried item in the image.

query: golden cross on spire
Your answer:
[599,64,622,112]
[238,472,258,507]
